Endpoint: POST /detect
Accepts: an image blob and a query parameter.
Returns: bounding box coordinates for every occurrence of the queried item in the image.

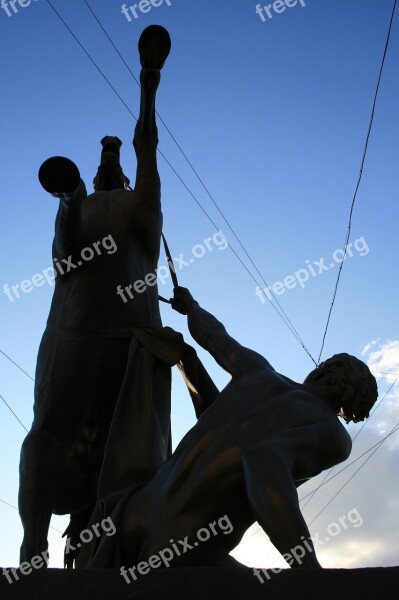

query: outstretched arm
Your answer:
[38,156,87,260]
[171,287,272,378]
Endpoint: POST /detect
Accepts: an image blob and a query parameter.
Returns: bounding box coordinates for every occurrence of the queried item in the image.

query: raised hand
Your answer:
[38,156,81,198]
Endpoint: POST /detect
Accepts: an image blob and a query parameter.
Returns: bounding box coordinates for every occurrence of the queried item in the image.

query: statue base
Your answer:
[1,565,397,599]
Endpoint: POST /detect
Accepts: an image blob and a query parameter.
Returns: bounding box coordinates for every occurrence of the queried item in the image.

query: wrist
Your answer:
[60,179,87,206]
[187,300,199,314]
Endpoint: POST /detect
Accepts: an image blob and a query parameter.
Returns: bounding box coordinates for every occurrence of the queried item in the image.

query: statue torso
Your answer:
[47,189,163,330]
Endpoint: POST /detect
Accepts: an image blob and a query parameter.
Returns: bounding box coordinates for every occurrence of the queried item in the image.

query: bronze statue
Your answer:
[78,287,378,571]
[19,26,217,568]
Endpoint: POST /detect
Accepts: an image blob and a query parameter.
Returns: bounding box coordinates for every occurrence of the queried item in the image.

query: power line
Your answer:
[300,423,399,503]
[43,0,316,364]
[351,376,399,443]
[317,0,398,364]
[300,467,333,512]
[308,419,399,526]
[0,349,33,430]
[257,422,399,564]
[80,0,315,365]
[374,371,399,376]
[45,0,136,118]
[300,376,399,511]
[0,349,34,382]
[373,371,399,380]
[246,424,399,541]
[2,1,397,561]
[25,0,399,522]
[0,498,63,534]
[2,341,397,509]
[0,394,28,433]
[247,377,399,538]
[2,0,327,433]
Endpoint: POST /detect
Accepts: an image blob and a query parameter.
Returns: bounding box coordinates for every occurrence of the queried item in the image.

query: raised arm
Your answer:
[171,287,271,378]
[38,156,87,260]
[53,179,87,260]
[132,27,171,218]
[132,69,160,213]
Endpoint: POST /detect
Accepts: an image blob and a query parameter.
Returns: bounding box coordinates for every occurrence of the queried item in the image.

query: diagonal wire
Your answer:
[0,498,63,534]
[3,2,397,548]
[300,376,399,511]
[308,418,399,526]
[255,421,399,565]
[43,0,316,364]
[317,0,398,364]
[351,376,399,443]
[80,0,314,362]
[301,424,399,501]
[0,349,35,382]
[245,423,399,541]
[0,393,28,433]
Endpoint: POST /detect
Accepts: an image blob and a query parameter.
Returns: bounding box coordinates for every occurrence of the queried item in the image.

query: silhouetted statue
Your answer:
[78,287,378,571]
[19,27,218,568]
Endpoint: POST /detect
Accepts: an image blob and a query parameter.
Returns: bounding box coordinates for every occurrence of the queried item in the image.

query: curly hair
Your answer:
[312,353,378,423]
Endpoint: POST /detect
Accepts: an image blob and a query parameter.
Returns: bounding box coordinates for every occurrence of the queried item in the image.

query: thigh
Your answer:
[34,334,130,442]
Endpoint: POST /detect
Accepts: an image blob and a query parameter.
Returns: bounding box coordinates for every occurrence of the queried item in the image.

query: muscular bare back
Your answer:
[108,290,368,571]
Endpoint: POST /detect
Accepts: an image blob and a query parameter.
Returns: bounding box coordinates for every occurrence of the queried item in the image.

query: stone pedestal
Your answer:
[1,565,398,599]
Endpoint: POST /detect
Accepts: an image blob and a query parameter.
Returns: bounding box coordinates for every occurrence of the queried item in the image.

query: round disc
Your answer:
[138,25,171,70]
[38,156,80,195]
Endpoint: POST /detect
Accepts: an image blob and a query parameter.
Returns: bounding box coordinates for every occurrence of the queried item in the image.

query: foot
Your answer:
[138,25,171,70]
[38,156,81,197]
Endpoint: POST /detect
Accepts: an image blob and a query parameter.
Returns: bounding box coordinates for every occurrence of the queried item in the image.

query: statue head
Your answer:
[304,353,378,423]
[93,136,130,192]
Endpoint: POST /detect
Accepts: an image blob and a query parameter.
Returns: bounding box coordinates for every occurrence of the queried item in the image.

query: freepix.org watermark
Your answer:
[64,516,116,557]
[116,231,228,303]
[3,235,118,303]
[253,507,363,583]
[1,0,39,18]
[255,236,369,304]
[255,0,306,23]
[121,0,172,22]
[120,515,233,584]
[2,516,116,584]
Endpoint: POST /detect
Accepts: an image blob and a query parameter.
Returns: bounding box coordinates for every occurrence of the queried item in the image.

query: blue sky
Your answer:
[1,0,398,570]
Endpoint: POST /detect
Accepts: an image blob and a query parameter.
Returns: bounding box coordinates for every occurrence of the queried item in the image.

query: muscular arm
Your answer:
[185,298,272,378]
[243,421,351,568]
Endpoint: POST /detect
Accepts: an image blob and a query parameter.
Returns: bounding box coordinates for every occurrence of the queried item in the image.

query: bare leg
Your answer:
[133,69,161,201]
[63,506,94,568]
[133,26,170,199]
[19,430,55,566]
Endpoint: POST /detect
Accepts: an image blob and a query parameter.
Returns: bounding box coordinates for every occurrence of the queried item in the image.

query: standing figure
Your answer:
[18,26,207,567]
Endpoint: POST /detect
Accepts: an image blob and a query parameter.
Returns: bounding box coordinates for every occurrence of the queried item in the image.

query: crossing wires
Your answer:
[317,0,398,364]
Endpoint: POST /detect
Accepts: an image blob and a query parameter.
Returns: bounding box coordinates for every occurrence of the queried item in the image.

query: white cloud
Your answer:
[364,339,399,381]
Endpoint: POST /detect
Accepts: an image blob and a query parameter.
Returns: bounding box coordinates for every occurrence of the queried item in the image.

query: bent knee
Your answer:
[20,429,66,473]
